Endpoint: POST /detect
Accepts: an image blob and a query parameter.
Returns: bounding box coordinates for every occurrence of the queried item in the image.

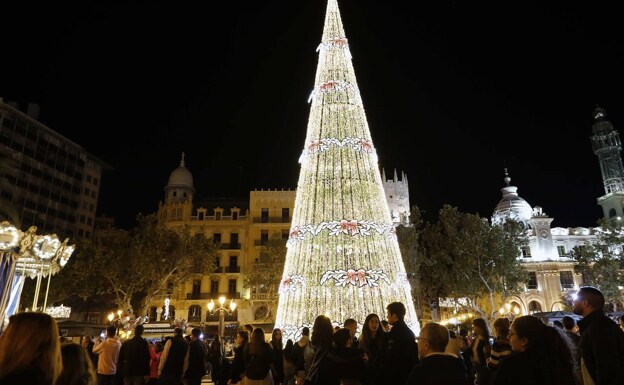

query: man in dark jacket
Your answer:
[158,327,190,385]
[119,324,151,385]
[573,286,624,385]
[384,301,419,384]
[184,328,207,385]
[405,322,467,385]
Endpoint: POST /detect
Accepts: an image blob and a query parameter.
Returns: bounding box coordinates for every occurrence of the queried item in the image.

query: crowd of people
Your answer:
[1,286,624,385]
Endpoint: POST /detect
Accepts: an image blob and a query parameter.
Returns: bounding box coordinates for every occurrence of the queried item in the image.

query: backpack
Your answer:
[303,342,315,371]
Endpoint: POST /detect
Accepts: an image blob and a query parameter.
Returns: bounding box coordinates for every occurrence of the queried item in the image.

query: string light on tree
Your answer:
[274,0,420,341]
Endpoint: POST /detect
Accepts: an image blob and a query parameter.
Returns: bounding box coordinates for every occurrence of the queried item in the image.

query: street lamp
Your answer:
[207,296,237,338]
[108,309,125,337]
[499,302,521,321]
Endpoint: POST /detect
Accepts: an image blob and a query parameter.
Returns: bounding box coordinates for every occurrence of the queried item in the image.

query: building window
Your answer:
[228,279,237,294]
[560,271,575,289]
[527,272,538,289]
[230,233,238,248]
[521,247,532,258]
[557,245,566,256]
[282,208,289,222]
[528,300,542,314]
[211,280,219,294]
[232,211,238,220]
[188,305,201,322]
[261,208,269,223]
[192,279,201,295]
[213,233,221,244]
[282,229,289,239]
[228,256,238,273]
[216,211,222,220]
[261,230,269,245]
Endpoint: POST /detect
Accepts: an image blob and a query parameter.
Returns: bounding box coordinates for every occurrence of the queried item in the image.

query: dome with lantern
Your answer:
[491,170,533,227]
[167,152,194,188]
[164,152,195,204]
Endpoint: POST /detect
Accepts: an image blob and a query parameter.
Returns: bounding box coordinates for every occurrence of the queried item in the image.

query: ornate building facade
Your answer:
[149,152,410,334]
[487,106,622,317]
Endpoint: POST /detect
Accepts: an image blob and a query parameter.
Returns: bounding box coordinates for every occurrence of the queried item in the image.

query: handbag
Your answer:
[304,348,328,385]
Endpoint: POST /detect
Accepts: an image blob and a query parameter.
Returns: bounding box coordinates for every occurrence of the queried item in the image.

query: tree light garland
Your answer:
[274,0,420,341]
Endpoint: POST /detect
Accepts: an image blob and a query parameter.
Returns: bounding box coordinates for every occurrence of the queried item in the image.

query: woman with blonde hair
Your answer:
[0,312,63,385]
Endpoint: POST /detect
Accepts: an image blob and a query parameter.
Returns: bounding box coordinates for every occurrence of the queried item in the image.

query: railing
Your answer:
[252,216,292,224]
[213,267,223,273]
[186,292,241,300]
[252,262,274,270]
[250,293,278,301]
[190,215,247,221]
[224,266,240,273]
[219,243,241,250]
[254,240,269,246]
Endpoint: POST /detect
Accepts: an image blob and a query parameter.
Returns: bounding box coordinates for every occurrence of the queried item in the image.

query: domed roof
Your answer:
[492,171,532,225]
[167,152,194,188]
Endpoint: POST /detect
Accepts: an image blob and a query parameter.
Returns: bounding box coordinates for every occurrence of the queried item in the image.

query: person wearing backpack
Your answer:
[292,327,314,383]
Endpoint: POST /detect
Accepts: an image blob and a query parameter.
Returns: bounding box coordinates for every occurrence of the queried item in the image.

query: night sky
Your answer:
[2,1,623,229]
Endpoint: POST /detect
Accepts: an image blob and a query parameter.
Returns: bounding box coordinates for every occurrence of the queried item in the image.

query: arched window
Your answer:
[609,208,617,218]
[255,306,269,320]
[528,300,542,314]
[509,301,523,316]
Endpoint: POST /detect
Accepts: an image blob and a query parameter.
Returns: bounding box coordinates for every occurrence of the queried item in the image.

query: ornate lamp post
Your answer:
[499,302,521,321]
[107,309,125,337]
[207,296,236,338]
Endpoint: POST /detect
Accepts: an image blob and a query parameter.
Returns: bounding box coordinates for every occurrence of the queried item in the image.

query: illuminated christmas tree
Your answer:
[274,0,421,340]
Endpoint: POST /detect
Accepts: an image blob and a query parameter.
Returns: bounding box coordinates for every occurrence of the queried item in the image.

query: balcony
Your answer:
[219,243,241,250]
[252,216,291,224]
[213,266,223,273]
[190,214,247,221]
[254,239,269,246]
[224,266,240,273]
[250,293,278,301]
[186,292,241,300]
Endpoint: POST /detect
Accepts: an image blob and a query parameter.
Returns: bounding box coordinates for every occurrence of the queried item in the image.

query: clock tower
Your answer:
[527,207,558,260]
[591,106,624,221]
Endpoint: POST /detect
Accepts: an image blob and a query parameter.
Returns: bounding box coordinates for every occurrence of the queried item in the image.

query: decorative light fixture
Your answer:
[0,221,75,323]
[207,296,237,338]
